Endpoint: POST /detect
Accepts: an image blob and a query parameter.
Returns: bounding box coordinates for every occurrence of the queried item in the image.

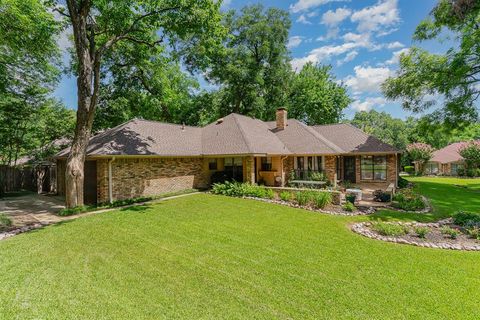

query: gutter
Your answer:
[108,157,116,203]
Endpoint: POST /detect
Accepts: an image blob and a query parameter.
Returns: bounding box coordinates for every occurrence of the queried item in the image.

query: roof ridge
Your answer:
[232,113,255,153]
[133,118,199,129]
[297,120,344,153]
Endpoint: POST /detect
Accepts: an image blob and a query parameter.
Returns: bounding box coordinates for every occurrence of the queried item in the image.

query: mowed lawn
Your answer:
[1,186,480,319]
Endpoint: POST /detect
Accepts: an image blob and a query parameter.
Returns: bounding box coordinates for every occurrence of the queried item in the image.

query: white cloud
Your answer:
[288,36,304,49]
[290,0,345,13]
[220,0,232,10]
[321,7,351,26]
[350,0,400,33]
[296,14,313,25]
[351,97,387,111]
[344,65,394,94]
[384,48,409,65]
[386,41,404,49]
[337,50,358,66]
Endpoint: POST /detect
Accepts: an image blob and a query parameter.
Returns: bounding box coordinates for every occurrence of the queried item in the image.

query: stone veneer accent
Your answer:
[324,156,337,183]
[98,157,208,203]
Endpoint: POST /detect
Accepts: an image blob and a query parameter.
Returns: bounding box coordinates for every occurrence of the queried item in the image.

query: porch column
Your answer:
[324,156,337,185]
[244,156,255,184]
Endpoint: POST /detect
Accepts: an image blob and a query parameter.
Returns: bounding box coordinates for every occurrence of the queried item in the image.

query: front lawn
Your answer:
[371,176,480,222]
[1,193,480,319]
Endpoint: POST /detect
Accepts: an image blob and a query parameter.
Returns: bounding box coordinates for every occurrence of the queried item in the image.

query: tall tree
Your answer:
[382,0,480,126]
[205,5,292,120]
[348,110,412,150]
[0,0,61,195]
[288,63,351,125]
[54,0,224,207]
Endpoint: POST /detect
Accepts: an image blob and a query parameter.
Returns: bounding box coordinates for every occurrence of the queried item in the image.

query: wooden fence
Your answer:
[0,165,56,194]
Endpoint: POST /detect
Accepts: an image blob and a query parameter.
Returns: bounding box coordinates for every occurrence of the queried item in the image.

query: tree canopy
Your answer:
[382,0,480,126]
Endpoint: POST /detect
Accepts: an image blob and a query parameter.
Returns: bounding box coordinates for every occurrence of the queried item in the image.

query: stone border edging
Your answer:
[243,196,375,216]
[351,221,480,251]
[0,192,201,242]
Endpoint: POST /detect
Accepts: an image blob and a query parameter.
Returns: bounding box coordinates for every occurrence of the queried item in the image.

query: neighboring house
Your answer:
[55,109,401,205]
[426,141,479,175]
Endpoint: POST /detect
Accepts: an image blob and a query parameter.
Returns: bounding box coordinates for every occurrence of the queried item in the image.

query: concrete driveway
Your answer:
[0,193,66,227]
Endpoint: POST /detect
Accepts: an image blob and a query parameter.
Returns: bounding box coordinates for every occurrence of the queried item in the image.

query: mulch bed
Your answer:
[244,197,376,216]
[352,219,480,251]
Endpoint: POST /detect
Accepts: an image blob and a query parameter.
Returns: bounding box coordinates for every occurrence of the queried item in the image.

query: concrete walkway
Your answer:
[0,193,66,227]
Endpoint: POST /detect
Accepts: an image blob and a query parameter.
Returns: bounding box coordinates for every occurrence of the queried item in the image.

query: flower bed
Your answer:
[211,182,374,216]
[352,212,480,251]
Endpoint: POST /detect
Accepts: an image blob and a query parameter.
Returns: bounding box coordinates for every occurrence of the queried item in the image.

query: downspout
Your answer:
[108,157,116,204]
[395,153,399,192]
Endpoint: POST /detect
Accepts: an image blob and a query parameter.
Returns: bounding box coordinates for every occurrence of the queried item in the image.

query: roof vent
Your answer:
[216,118,224,124]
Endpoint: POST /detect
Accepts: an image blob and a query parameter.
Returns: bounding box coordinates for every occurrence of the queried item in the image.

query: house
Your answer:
[55,109,401,205]
[426,141,479,175]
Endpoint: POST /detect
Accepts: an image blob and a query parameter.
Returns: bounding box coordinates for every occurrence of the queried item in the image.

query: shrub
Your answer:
[453,211,480,227]
[295,191,312,206]
[58,206,88,216]
[211,182,274,199]
[343,202,356,212]
[279,191,292,202]
[311,192,332,209]
[372,222,409,237]
[0,213,12,231]
[398,177,409,188]
[345,194,356,204]
[457,168,465,176]
[404,166,414,174]
[441,226,459,239]
[373,190,391,202]
[310,171,327,182]
[392,189,425,211]
[466,227,480,240]
[414,226,430,238]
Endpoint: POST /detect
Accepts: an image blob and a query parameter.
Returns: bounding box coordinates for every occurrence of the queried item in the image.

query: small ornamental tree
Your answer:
[406,143,434,174]
[459,141,480,172]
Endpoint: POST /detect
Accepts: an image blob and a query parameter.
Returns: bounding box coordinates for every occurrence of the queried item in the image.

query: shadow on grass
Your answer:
[119,204,154,212]
[368,210,441,223]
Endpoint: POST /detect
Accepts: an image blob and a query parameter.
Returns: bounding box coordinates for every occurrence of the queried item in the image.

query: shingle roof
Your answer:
[312,123,399,153]
[431,141,479,163]
[57,119,203,157]
[266,119,342,154]
[57,114,399,158]
[202,114,290,155]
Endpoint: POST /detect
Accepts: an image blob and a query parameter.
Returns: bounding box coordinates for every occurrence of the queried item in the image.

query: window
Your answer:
[316,156,323,171]
[224,157,243,181]
[296,157,304,171]
[361,155,387,180]
[208,159,218,170]
[307,157,314,171]
[425,162,438,175]
[261,157,272,171]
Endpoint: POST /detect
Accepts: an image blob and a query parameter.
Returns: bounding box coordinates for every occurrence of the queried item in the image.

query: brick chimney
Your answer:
[276,108,287,130]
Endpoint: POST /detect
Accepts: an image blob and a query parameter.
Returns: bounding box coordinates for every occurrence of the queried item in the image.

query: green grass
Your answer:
[1,192,480,319]
[371,176,480,223]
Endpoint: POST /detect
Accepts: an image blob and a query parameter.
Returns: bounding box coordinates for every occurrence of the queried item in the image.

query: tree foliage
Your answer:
[459,141,480,170]
[287,63,350,125]
[205,5,292,120]
[407,143,435,173]
[382,0,480,126]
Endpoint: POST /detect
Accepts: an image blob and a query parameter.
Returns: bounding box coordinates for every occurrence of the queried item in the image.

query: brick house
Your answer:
[425,141,479,175]
[56,109,401,204]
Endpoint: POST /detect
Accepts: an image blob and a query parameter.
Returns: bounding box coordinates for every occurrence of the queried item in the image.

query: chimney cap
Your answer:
[216,118,224,124]
[277,107,287,111]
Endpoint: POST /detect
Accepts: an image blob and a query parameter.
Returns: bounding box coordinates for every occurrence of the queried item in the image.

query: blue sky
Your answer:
[53,0,441,119]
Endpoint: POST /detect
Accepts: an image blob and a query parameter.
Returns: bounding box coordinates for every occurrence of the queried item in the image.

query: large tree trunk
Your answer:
[64,2,98,208]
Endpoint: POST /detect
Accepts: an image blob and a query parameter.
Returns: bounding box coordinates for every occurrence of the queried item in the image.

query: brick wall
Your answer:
[324,156,337,183]
[98,157,208,203]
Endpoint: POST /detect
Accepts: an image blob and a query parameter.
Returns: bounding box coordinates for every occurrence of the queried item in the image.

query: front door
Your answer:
[343,156,356,183]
